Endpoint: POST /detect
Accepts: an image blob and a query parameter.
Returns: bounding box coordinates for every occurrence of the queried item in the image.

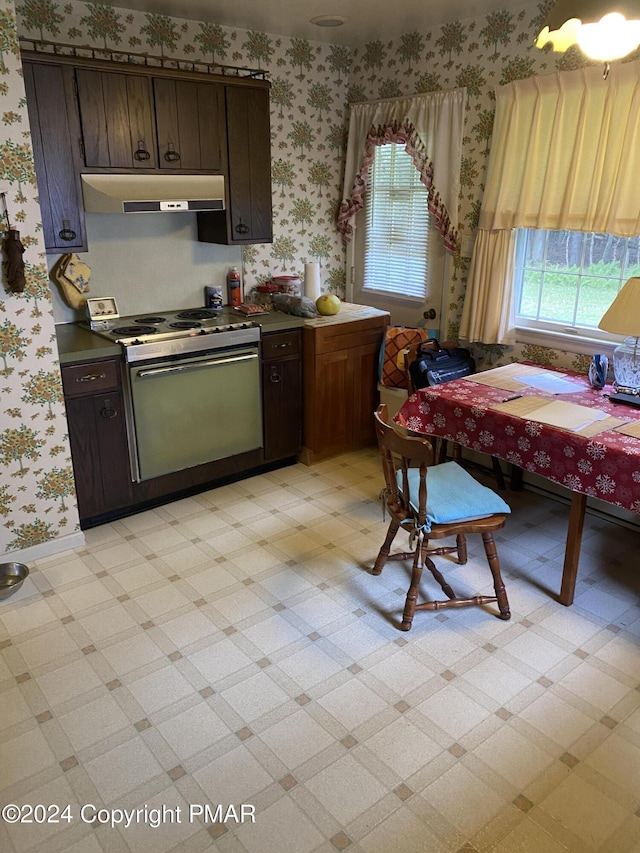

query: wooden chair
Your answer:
[403,341,506,488]
[373,404,511,631]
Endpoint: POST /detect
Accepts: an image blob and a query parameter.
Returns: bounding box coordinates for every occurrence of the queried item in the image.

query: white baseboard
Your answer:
[1,531,86,565]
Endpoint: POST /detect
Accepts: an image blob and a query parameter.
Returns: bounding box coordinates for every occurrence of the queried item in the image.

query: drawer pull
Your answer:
[76,372,106,383]
[269,366,281,383]
[274,341,292,349]
[235,218,250,235]
[100,405,117,419]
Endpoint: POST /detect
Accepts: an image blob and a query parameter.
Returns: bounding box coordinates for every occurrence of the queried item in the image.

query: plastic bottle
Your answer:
[227,267,242,307]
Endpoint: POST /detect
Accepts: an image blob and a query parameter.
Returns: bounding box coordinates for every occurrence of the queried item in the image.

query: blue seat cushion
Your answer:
[400,461,511,532]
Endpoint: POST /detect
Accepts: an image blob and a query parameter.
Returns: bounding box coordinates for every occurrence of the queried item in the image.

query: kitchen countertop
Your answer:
[55,308,306,363]
[303,302,389,328]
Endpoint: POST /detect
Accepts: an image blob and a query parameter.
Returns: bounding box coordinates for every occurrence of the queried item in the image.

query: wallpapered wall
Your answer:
[0,0,81,558]
[0,0,624,556]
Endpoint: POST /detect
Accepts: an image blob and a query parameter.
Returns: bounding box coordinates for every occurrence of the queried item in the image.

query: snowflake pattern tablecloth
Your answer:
[394,366,640,514]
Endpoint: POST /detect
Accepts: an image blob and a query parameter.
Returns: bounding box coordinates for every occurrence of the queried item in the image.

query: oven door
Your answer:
[127,345,262,481]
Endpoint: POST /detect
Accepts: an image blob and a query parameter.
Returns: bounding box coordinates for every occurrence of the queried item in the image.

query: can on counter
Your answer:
[205,286,223,310]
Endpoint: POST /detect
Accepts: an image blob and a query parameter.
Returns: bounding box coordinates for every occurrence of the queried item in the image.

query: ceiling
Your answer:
[101,0,527,46]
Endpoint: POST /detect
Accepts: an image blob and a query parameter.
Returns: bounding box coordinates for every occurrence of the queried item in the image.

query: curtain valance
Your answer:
[461,60,640,345]
[337,89,467,253]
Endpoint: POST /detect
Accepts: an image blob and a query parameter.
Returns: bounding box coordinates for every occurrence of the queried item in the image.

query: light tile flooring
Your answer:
[2,448,640,853]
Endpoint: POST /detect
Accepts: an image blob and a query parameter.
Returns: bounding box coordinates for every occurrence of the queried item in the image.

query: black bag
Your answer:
[409,340,476,389]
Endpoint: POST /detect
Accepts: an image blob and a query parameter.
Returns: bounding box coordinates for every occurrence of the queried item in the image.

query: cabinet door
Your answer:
[262,331,302,461]
[75,68,157,168]
[153,78,223,171]
[23,61,87,252]
[351,341,383,448]
[66,391,133,521]
[226,86,272,241]
[197,84,272,244]
[311,349,352,457]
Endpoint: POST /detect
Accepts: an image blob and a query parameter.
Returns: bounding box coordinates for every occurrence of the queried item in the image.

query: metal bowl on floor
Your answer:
[0,562,29,600]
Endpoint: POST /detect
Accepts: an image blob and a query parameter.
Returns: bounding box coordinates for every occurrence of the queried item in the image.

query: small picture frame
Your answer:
[86,297,119,321]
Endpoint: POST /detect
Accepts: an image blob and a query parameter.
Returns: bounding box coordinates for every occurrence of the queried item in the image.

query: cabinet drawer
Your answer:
[262,330,301,360]
[61,359,121,398]
[308,319,387,355]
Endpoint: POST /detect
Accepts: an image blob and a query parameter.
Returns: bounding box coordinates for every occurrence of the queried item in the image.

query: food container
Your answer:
[0,562,29,600]
[272,275,301,296]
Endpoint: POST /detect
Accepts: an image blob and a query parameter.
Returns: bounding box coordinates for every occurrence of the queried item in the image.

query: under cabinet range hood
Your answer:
[81,174,225,214]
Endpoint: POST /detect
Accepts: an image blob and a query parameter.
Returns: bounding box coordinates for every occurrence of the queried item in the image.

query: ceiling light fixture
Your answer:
[310,15,346,27]
[536,0,640,72]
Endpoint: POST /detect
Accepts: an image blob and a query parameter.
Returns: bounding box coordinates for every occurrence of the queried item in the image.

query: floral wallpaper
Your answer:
[1,0,79,556]
[16,1,351,297]
[1,0,630,555]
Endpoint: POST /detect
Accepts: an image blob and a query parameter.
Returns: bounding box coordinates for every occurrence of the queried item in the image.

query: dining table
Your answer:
[394,362,640,606]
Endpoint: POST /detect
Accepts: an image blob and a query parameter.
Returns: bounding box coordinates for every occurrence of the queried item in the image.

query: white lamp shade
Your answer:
[598,277,640,336]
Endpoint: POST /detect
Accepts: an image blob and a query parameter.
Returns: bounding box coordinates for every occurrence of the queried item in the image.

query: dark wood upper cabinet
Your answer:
[75,69,224,173]
[22,51,271,251]
[75,68,157,169]
[198,85,273,245]
[23,60,87,253]
[153,78,223,171]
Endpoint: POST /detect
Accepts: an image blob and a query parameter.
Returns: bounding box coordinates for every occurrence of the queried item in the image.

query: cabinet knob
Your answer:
[164,143,181,162]
[269,366,281,384]
[100,405,117,419]
[59,219,77,241]
[235,218,250,235]
[134,141,151,161]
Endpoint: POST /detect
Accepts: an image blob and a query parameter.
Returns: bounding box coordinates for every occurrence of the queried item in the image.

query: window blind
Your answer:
[363,143,431,299]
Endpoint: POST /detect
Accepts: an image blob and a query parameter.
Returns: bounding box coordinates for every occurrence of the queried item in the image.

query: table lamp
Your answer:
[598,276,640,394]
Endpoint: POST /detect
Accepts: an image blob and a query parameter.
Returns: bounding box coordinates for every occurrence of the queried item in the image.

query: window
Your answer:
[362,143,433,301]
[514,229,640,338]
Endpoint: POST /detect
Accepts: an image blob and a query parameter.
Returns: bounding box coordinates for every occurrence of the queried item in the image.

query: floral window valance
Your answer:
[337,89,467,253]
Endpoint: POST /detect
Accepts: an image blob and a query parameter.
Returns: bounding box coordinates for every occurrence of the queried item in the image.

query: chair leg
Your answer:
[456,533,467,564]
[400,544,424,631]
[482,532,511,620]
[372,518,400,575]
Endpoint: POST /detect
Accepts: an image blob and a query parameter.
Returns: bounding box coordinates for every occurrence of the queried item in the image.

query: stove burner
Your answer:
[134,316,166,325]
[177,309,219,321]
[112,325,158,337]
[168,320,201,330]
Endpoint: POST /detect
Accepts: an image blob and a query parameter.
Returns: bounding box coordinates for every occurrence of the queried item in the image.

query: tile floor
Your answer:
[1,448,640,853]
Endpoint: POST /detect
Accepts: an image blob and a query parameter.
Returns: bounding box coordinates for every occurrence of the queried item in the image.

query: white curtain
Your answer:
[460,59,640,345]
[337,89,467,253]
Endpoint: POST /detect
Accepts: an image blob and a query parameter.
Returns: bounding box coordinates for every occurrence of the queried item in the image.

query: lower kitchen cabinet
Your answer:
[262,329,302,461]
[300,306,390,464]
[61,358,133,520]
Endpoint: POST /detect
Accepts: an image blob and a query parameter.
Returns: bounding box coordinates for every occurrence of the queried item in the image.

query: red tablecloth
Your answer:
[394,367,640,514]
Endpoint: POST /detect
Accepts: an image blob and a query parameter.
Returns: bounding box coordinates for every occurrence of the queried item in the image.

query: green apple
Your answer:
[316,294,341,315]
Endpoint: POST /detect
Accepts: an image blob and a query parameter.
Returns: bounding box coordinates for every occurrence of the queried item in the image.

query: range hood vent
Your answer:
[81,174,225,213]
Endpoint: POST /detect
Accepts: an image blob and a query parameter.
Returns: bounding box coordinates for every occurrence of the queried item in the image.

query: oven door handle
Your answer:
[136,352,258,379]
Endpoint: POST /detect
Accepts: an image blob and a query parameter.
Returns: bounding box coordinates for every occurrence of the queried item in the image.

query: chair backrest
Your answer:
[379,327,430,390]
[374,404,434,527]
